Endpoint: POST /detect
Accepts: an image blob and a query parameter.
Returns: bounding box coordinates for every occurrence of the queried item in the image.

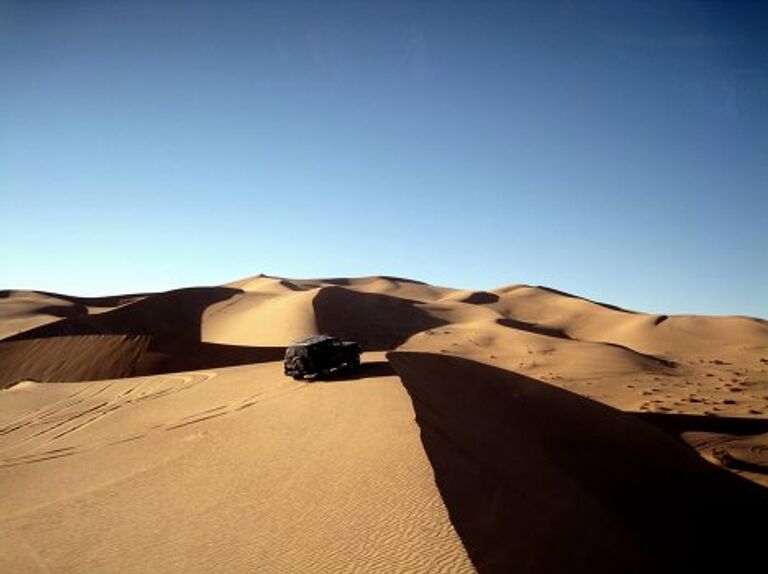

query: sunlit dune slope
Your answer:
[0,357,474,573]
[485,284,768,361]
[202,287,319,346]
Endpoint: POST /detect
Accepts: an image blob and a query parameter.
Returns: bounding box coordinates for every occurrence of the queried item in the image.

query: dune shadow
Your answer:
[313,286,447,351]
[535,286,637,313]
[0,289,148,307]
[600,341,678,368]
[635,412,768,477]
[320,276,428,286]
[136,342,286,376]
[496,317,570,339]
[459,291,500,305]
[0,336,287,387]
[38,303,90,319]
[278,279,307,291]
[710,447,768,475]
[0,287,295,383]
[633,412,768,437]
[388,351,767,574]
[495,318,677,368]
[7,287,242,343]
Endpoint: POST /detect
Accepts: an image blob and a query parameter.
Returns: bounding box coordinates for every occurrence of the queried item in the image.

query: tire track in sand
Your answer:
[0,372,217,466]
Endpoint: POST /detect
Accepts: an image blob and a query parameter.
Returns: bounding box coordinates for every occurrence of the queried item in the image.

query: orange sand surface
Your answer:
[1,275,766,573]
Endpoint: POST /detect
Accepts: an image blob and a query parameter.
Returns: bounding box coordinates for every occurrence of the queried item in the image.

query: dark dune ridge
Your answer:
[533,286,636,314]
[0,289,149,341]
[0,287,290,387]
[633,412,768,437]
[5,287,241,342]
[0,335,149,388]
[0,335,285,388]
[388,351,767,574]
[313,285,447,350]
[0,289,147,308]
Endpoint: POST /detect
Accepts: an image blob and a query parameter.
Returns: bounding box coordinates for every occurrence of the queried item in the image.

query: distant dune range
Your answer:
[0,275,766,573]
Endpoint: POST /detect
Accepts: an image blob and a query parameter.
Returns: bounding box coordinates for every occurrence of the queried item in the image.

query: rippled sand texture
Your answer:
[0,358,473,573]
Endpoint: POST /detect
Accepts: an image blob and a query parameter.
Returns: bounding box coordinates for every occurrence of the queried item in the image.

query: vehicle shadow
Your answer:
[311,360,396,382]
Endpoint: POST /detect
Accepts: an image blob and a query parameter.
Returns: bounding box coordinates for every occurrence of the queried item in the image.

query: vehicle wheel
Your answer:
[292,374,303,381]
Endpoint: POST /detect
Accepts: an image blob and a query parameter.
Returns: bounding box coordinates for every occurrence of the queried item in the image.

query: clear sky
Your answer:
[1,1,766,317]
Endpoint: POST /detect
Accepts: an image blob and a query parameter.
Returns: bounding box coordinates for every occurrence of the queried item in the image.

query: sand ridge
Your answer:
[0,290,146,341]
[388,351,767,573]
[1,274,766,572]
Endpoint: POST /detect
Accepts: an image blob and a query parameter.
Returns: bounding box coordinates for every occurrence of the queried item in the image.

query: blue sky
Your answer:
[1,1,766,317]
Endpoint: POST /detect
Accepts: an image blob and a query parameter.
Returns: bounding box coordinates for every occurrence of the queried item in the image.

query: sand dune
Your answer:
[313,286,449,350]
[0,356,473,573]
[0,274,766,572]
[388,351,768,573]
[227,274,453,303]
[211,275,454,348]
[485,284,768,361]
[401,317,676,376]
[3,287,240,343]
[0,287,289,387]
[0,335,150,388]
[0,289,145,340]
[202,287,319,346]
[0,332,286,389]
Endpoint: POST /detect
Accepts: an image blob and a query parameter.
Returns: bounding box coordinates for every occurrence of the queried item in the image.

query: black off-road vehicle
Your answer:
[284,335,361,380]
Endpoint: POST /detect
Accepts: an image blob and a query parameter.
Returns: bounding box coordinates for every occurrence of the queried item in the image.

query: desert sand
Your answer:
[1,275,766,573]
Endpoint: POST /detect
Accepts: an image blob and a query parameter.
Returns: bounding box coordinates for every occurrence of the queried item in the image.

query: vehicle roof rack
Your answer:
[290,334,335,346]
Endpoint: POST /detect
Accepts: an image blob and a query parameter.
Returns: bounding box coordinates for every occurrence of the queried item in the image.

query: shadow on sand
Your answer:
[312,287,447,351]
[0,287,291,383]
[632,411,768,437]
[388,351,767,574]
[307,360,396,383]
[7,287,242,342]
